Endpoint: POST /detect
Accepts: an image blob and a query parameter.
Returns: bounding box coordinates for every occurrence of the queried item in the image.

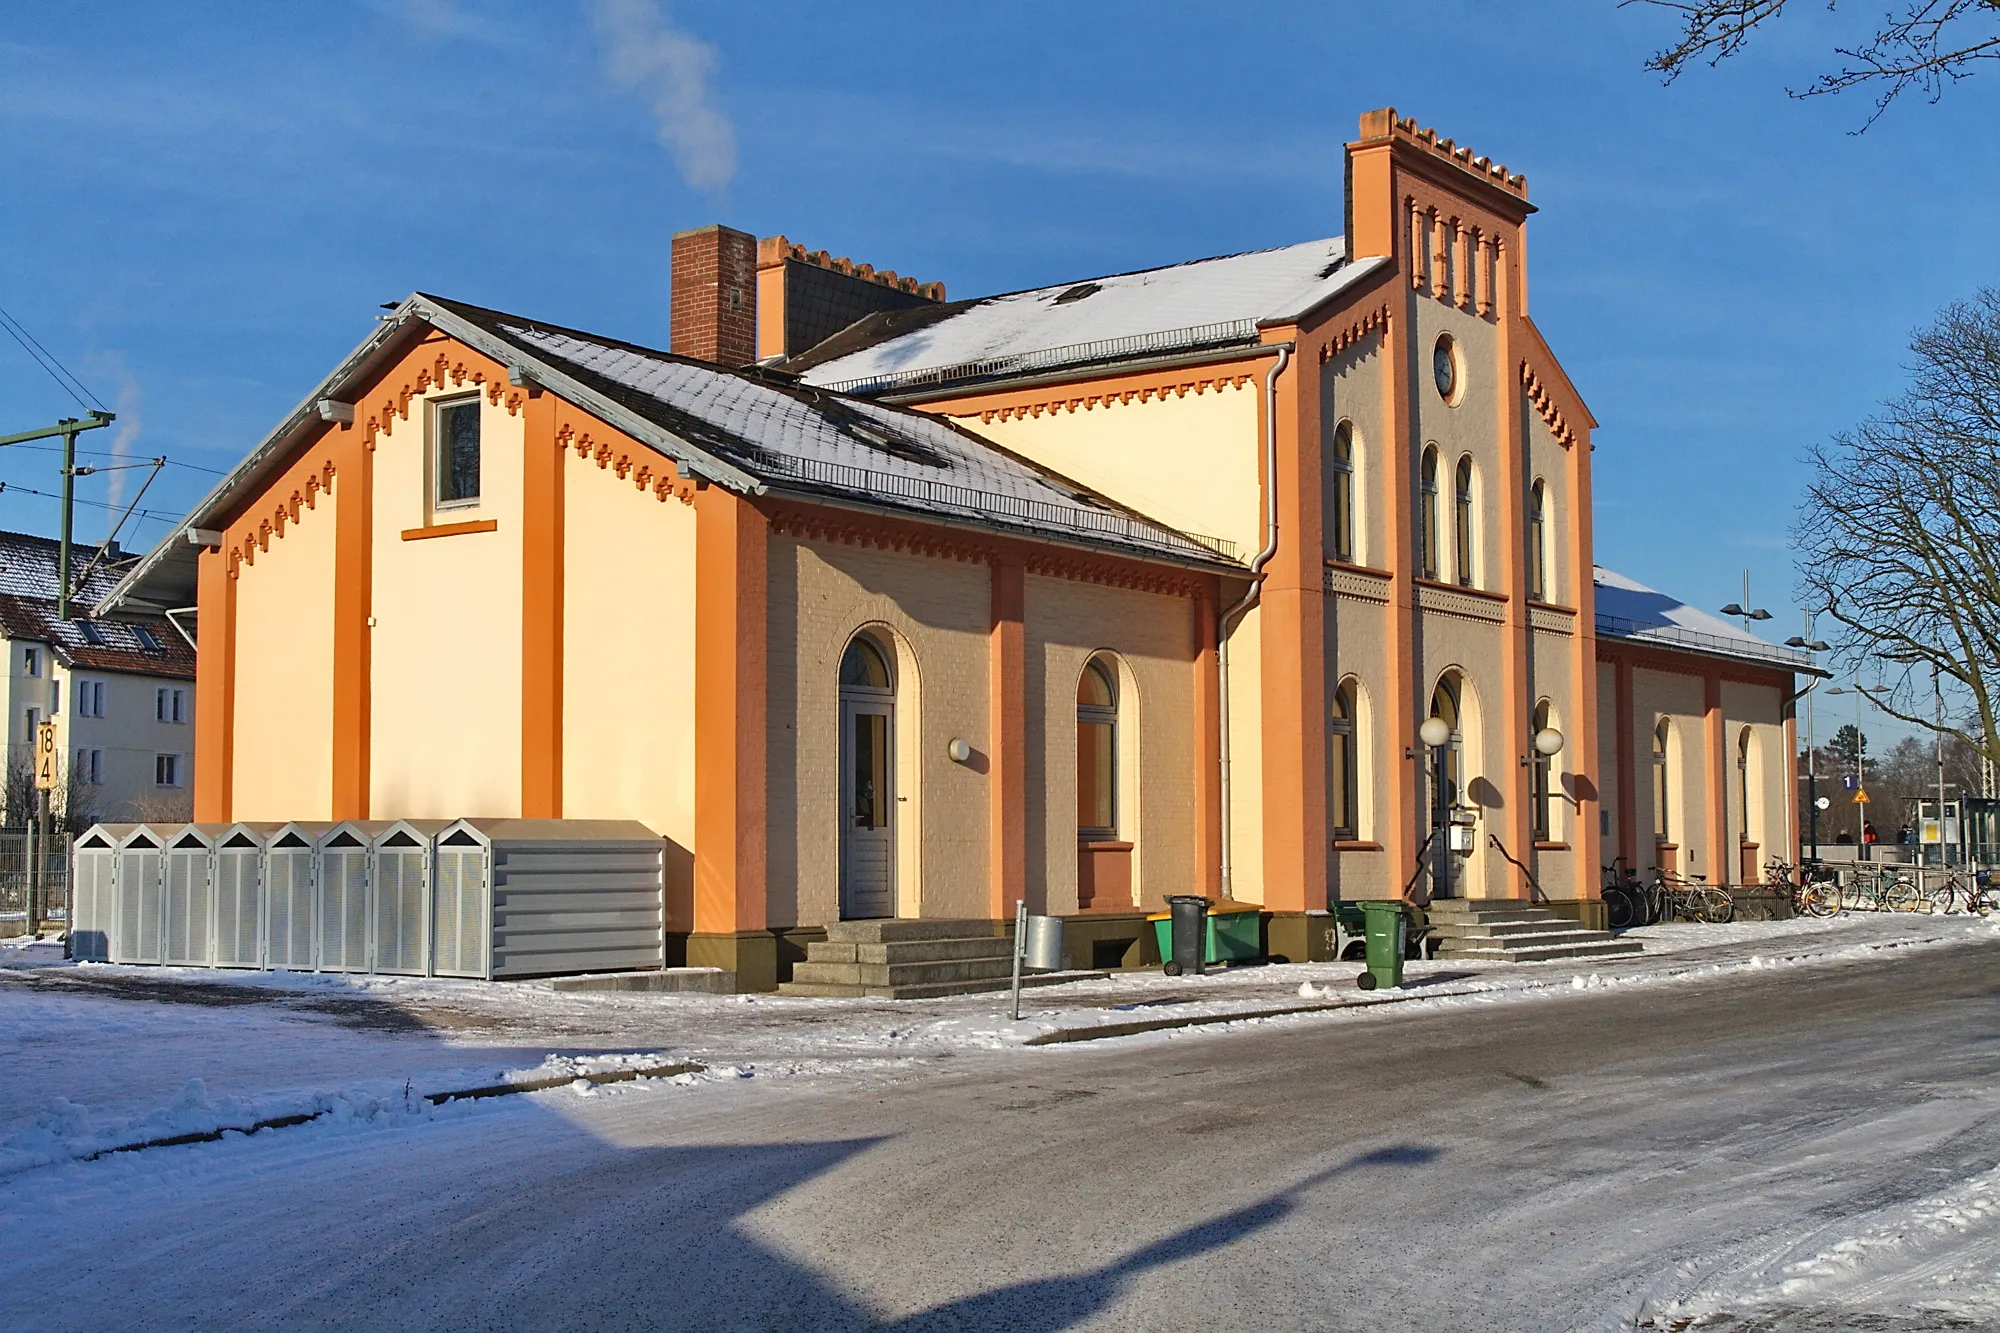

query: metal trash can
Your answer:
[1355,901,1407,991]
[1163,894,1209,976]
[1021,914,1065,971]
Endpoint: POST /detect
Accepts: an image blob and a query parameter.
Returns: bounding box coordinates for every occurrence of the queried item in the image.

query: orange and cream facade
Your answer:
[102,109,1811,986]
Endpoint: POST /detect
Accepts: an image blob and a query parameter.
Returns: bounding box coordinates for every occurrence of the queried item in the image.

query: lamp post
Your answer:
[1720,570,1773,635]
[1421,715,1453,900]
[1884,650,1948,868]
[1826,683,1867,857]
[1784,624,1831,862]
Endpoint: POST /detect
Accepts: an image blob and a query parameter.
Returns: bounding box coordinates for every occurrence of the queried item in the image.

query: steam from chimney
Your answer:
[589,0,736,193]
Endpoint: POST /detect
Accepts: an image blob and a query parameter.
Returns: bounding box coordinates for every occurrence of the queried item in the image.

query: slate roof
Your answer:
[0,531,192,678]
[788,239,1390,396]
[1594,566,1819,675]
[99,295,1245,618]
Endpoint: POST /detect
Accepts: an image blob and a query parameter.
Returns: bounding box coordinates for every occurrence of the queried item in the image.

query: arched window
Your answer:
[1454,455,1475,588]
[1077,658,1119,839]
[1737,727,1755,845]
[838,634,897,919]
[1330,421,1355,564]
[1330,679,1358,841]
[1528,479,1548,601]
[1428,676,1462,810]
[1420,446,1441,580]
[839,637,891,691]
[1532,700,1555,841]
[1653,718,1672,845]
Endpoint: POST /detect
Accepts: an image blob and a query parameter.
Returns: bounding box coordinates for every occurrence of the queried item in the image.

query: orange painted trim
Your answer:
[1331,841,1383,852]
[1594,637,1797,691]
[1381,285,1417,889]
[1570,418,1604,888]
[924,349,1278,422]
[693,487,768,935]
[1783,707,1800,864]
[1534,841,1570,852]
[988,555,1027,918]
[400,518,497,541]
[1192,582,1222,898]
[1495,268,1533,896]
[520,392,563,819]
[1255,327,1323,914]
[330,429,372,821]
[192,547,235,822]
[1413,576,1509,604]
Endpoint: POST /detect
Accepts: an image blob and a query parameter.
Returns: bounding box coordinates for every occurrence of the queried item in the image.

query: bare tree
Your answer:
[1796,288,2000,769]
[1625,0,2000,127]
[3,757,105,836]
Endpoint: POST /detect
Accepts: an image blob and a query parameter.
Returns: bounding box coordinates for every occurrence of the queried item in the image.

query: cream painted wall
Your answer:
[1634,667,1708,878]
[1412,298,1507,596]
[1025,572,1198,915]
[954,383,1263,558]
[768,536,990,928]
[1524,412,1574,606]
[1529,628,1582,899]
[233,503,336,821]
[1722,679,1789,873]
[368,381,525,818]
[561,453,696,864]
[1222,603,1265,903]
[1413,605,1510,897]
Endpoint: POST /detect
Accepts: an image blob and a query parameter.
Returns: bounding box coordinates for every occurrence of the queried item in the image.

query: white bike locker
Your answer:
[162,826,216,967]
[114,827,167,965]
[316,823,372,973]
[70,824,136,963]
[211,824,272,969]
[264,823,326,971]
[370,820,447,976]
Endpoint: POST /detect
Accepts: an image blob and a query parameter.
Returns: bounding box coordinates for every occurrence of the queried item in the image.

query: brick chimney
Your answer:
[670,224,757,366]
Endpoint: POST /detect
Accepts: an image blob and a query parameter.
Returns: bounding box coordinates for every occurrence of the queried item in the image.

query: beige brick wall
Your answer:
[1325,590,1395,900]
[1025,573,1199,914]
[768,535,992,928]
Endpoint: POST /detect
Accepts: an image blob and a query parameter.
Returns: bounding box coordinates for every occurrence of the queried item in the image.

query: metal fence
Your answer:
[0,828,74,925]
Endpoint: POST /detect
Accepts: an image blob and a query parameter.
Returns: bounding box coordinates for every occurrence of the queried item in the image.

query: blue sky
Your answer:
[4,1,1994,745]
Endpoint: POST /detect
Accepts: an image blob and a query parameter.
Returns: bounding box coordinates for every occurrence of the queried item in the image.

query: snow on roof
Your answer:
[435,297,1241,567]
[795,240,1386,395]
[1594,566,1815,673]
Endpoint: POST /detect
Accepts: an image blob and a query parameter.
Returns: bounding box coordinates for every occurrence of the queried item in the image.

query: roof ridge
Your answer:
[948,236,1344,307]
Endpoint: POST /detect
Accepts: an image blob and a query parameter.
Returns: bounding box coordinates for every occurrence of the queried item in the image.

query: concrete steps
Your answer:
[777,918,1104,998]
[1425,900,1642,963]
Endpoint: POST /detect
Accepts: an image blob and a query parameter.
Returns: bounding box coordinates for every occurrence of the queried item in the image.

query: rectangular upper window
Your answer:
[76,679,105,718]
[154,752,182,787]
[23,648,39,678]
[434,397,482,510]
[156,686,186,724]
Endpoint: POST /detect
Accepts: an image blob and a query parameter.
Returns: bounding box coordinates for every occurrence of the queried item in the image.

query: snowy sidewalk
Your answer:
[2,911,1990,1173]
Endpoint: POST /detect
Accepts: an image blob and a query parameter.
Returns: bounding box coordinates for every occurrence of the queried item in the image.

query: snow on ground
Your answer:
[2,910,1989,1177]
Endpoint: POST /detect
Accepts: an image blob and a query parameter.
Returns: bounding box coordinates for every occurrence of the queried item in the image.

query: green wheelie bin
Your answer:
[1354,901,1407,991]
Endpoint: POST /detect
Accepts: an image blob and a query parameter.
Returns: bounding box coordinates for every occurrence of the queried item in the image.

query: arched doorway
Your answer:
[839,634,896,919]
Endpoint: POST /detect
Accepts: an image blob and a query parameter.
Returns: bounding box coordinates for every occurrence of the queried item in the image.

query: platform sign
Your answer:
[1842,775,1860,791]
[33,720,56,791]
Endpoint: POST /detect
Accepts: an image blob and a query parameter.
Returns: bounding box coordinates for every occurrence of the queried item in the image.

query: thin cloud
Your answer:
[588,0,735,193]
[87,353,142,533]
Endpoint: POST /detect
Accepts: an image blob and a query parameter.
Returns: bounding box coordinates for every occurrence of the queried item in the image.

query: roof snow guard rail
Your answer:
[760,453,1239,563]
[820,319,1262,397]
[1595,612,1813,670]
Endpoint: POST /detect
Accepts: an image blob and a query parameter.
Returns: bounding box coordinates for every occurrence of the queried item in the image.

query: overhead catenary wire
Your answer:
[0,304,104,413]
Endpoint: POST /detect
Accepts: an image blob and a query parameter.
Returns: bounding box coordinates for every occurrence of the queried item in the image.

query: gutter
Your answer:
[1218,341,1294,900]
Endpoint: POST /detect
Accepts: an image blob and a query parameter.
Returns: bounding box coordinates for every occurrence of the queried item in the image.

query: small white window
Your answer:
[51,679,61,716]
[156,687,187,724]
[434,397,482,509]
[154,753,182,787]
[23,648,39,678]
[76,679,105,718]
[74,748,103,785]
[24,707,40,745]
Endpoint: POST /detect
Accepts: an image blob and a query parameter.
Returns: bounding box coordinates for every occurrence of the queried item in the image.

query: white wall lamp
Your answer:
[947,737,973,764]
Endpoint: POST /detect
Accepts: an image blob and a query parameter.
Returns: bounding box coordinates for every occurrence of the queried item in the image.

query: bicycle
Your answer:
[1766,859,1839,919]
[1844,866,1920,912]
[1602,859,1645,929]
[1653,869,1734,924]
[1922,870,2000,915]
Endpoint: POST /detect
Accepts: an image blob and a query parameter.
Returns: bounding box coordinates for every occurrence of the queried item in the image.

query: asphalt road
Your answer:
[5,939,1998,1332]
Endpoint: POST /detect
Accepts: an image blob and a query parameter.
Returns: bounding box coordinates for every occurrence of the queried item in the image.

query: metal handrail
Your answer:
[818,319,1262,396]
[760,453,1240,563]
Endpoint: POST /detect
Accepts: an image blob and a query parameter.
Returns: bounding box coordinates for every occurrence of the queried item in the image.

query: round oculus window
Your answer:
[1433,335,1459,402]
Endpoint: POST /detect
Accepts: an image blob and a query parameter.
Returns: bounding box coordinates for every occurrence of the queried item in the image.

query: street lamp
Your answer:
[1421,715,1453,901]
[1826,683,1870,858]
[1785,631,1831,861]
[1721,570,1773,633]
[1884,649,1948,868]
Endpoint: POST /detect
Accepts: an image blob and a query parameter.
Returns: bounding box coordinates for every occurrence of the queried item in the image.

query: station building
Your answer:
[99,109,1813,987]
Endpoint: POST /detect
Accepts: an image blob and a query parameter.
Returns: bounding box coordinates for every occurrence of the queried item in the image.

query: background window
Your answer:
[1330,680,1358,841]
[76,680,105,718]
[23,648,39,678]
[154,753,182,787]
[1532,700,1555,841]
[1528,479,1548,600]
[1454,456,1475,587]
[1077,659,1118,839]
[1653,719,1672,843]
[1738,727,1754,844]
[155,687,186,723]
[1330,422,1355,563]
[75,748,103,785]
[1420,447,1440,579]
[435,398,482,507]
